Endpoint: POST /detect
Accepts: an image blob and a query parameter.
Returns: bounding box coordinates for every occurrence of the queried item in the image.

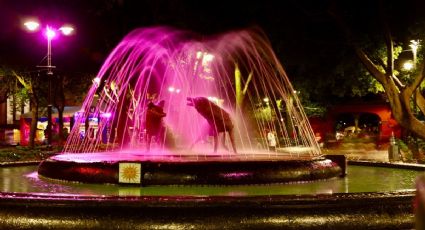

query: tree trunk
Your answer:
[54,74,66,144]
[58,107,64,143]
[29,100,38,148]
[391,89,425,140]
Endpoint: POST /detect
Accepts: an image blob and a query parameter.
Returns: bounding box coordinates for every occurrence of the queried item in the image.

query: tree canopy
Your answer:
[328,0,425,141]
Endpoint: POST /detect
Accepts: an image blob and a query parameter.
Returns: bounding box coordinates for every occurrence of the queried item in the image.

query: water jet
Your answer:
[38,26,344,185]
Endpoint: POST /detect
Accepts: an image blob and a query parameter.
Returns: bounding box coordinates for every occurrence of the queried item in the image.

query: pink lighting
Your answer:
[62,26,321,159]
[101,113,112,118]
[168,86,181,93]
[24,21,40,31]
[23,19,75,145]
[45,26,56,40]
[92,77,101,87]
[23,20,74,40]
[59,26,74,35]
[207,97,221,105]
[220,172,252,179]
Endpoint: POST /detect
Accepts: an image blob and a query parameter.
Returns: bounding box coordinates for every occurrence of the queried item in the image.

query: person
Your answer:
[63,127,69,139]
[266,129,277,151]
[43,129,49,145]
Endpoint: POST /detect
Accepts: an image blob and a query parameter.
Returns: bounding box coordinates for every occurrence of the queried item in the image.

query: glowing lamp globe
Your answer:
[45,27,56,40]
[403,61,413,71]
[24,21,40,31]
[59,26,74,36]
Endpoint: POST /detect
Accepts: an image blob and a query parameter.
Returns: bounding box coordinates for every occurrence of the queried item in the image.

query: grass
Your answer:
[0,145,62,163]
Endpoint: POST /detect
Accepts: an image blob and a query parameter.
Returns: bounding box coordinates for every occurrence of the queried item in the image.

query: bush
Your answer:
[397,136,425,163]
[397,139,414,162]
[0,145,61,162]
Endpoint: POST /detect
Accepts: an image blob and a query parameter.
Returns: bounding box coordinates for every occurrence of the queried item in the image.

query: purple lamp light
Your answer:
[45,26,56,40]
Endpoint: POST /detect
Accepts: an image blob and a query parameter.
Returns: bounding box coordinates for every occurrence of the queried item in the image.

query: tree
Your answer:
[50,71,95,144]
[12,71,41,148]
[0,67,16,104]
[330,1,425,144]
[51,73,66,144]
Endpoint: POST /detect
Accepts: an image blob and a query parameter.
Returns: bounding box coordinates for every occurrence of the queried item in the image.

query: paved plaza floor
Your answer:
[323,148,389,162]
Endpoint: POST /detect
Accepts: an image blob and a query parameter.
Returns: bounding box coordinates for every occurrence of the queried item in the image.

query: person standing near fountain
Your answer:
[145,100,166,151]
[266,129,277,151]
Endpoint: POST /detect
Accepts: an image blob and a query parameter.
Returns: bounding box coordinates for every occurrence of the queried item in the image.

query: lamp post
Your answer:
[24,20,74,146]
[410,39,420,69]
[408,40,421,115]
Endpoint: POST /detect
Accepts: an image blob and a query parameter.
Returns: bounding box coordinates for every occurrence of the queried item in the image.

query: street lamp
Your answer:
[407,39,421,117]
[24,20,74,146]
[403,61,414,71]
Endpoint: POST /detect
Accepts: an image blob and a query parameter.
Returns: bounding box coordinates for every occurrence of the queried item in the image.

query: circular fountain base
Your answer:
[0,191,414,230]
[38,151,344,185]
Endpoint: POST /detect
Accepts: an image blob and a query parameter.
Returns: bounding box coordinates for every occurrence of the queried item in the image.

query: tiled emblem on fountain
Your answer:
[119,163,142,184]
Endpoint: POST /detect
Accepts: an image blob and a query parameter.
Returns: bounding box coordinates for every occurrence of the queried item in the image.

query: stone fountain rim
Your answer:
[0,160,418,230]
[36,153,345,185]
[0,190,415,207]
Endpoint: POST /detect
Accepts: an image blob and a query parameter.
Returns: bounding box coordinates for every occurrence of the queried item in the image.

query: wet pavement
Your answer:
[323,148,389,162]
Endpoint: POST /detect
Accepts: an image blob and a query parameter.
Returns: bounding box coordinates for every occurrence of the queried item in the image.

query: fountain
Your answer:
[38,26,344,185]
[1,27,422,229]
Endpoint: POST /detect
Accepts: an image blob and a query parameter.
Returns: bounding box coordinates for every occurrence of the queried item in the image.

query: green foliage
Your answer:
[253,106,273,121]
[0,67,16,103]
[396,136,425,163]
[8,87,30,117]
[291,39,389,108]
[0,146,61,162]
[300,98,327,117]
[356,71,384,94]
[64,73,96,105]
[289,1,425,110]
[372,45,403,68]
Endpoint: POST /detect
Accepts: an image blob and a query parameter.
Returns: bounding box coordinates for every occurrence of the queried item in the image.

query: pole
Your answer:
[47,34,53,146]
[410,40,419,69]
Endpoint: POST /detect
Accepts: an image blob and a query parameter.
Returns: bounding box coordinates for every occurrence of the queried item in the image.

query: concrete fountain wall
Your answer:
[0,186,415,229]
[37,153,345,185]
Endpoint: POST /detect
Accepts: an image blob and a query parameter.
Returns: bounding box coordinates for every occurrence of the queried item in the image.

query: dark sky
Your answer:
[1,0,425,78]
[0,0,333,73]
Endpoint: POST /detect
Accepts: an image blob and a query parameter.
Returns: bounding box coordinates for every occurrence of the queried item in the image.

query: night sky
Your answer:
[0,1,335,72]
[1,0,425,84]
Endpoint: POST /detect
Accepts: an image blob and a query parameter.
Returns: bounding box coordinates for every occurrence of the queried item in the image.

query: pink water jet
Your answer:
[39,26,344,186]
[63,26,320,158]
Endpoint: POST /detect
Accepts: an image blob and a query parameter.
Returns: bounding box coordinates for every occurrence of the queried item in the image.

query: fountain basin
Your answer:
[0,160,423,229]
[38,152,345,185]
[0,191,414,229]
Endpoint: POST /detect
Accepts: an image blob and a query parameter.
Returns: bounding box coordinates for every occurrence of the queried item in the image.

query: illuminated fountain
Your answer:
[2,26,420,229]
[38,26,344,185]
